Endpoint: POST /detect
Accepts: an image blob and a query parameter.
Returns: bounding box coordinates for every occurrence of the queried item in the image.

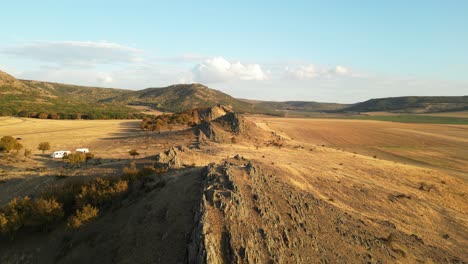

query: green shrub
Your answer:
[122,162,139,182]
[41,182,84,214]
[0,196,65,235]
[75,178,128,208]
[0,213,8,234]
[29,198,64,227]
[0,196,33,234]
[67,204,99,229]
[64,152,86,165]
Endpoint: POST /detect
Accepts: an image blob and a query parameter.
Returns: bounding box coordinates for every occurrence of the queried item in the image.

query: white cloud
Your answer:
[1,41,143,67]
[96,72,114,84]
[285,64,354,80]
[332,65,350,75]
[285,65,318,79]
[192,56,268,83]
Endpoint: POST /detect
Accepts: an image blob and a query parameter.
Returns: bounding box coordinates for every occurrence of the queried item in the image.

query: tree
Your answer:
[0,136,22,153]
[48,113,60,120]
[129,149,139,160]
[38,142,51,154]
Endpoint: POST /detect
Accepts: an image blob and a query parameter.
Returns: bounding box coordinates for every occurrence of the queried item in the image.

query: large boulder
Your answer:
[197,104,233,122]
[154,145,188,169]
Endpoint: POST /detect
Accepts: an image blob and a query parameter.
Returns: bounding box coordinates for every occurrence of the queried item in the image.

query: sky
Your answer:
[0,0,467,103]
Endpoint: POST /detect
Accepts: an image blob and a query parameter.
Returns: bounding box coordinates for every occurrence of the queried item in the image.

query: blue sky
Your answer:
[0,0,467,102]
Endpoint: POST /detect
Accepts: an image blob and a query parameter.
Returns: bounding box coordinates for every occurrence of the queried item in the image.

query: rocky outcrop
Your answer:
[186,158,458,264]
[196,121,230,144]
[197,105,233,122]
[195,112,248,144]
[212,113,246,134]
[154,145,189,169]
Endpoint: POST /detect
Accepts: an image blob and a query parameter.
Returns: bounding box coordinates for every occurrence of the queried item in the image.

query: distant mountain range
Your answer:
[338,96,468,113]
[1,69,467,119]
[242,99,350,112]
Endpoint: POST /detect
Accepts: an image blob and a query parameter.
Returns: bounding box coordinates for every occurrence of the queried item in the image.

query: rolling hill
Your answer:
[0,70,138,119]
[243,100,350,112]
[2,69,467,119]
[0,70,272,117]
[101,83,266,113]
[339,96,468,113]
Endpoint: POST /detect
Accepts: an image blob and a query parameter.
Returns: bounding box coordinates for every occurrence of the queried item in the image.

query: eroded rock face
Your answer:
[213,113,246,135]
[197,105,233,122]
[186,159,459,264]
[196,122,230,144]
[195,112,247,144]
[154,145,189,169]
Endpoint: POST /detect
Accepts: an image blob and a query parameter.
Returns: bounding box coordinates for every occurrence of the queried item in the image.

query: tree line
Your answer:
[139,109,201,133]
[13,111,146,120]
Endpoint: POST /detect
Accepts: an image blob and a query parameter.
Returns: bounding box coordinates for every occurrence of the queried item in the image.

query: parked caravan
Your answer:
[76,148,89,153]
[50,150,71,158]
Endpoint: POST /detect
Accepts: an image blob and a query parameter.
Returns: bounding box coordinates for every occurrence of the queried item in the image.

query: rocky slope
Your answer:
[187,157,463,263]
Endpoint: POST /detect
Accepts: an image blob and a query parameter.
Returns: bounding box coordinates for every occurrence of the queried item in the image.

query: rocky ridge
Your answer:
[185,157,460,263]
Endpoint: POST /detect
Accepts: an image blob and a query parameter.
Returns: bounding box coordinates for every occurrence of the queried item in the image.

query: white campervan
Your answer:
[50,150,71,158]
[76,148,89,153]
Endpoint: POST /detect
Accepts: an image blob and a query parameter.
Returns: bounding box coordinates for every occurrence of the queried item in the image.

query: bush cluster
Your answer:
[0,136,23,153]
[122,163,160,182]
[75,178,128,208]
[0,197,64,235]
[0,162,167,237]
[67,204,99,229]
[140,108,201,133]
[8,110,145,120]
[63,152,86,165]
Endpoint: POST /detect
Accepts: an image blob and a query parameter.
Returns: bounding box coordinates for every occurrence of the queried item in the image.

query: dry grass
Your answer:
[247,116,468,179]
[0,117,140,158]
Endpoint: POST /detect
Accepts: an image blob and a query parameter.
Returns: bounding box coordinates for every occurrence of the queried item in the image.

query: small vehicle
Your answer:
[50,150,71,158]
[76,148,90,153]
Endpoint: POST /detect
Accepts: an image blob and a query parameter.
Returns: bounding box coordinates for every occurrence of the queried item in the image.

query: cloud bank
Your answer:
[285,64,353,80]
[192,57,268,83]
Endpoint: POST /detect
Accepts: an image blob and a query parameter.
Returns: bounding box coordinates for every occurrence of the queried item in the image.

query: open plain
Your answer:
[248,116,468,179]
